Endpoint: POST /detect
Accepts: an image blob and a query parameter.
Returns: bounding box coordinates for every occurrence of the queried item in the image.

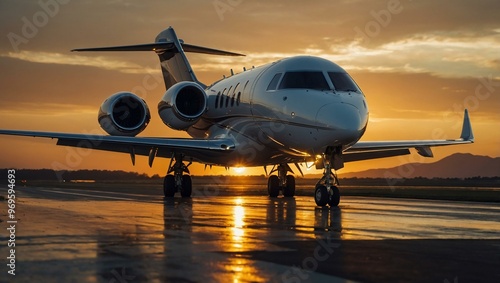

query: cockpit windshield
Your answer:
[328,72,361,92]
[278,71,329,90]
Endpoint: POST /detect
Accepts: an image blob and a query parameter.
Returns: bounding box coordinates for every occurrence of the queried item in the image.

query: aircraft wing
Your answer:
[343,109,474,162]
[0,130,235,166]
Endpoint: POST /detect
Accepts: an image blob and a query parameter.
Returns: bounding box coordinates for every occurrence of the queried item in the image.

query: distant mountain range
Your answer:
[338,153,500,179]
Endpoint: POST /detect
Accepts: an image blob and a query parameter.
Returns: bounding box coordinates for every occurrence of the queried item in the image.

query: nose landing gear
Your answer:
[314,147,342,207]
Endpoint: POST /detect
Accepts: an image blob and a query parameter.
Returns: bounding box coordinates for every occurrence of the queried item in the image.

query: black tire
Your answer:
[180,175,192,198]
[268,175,280,197]
[315,185,329,207]
[163,175,176,197]
[328,186,340,207]
[283,175,295,197]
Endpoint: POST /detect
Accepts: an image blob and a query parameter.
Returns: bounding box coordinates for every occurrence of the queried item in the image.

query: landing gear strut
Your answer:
[163,153,192,198]
[315,147,342,207]
[267,164,296,197]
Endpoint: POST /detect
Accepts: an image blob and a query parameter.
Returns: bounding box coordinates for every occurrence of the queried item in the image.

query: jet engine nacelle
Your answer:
[158,81,207,130]
[98,92,151,136]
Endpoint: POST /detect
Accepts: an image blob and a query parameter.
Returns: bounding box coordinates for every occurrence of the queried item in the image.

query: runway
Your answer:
[2,183,500,282]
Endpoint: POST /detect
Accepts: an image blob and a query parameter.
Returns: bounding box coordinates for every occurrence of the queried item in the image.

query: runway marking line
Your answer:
[38,188,136,201]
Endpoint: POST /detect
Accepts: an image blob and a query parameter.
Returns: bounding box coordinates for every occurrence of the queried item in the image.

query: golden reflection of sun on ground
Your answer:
[228,198,263,283]
[231,198,245,250]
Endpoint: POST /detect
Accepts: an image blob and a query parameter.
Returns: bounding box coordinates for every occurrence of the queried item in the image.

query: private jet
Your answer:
[0,27,474,206]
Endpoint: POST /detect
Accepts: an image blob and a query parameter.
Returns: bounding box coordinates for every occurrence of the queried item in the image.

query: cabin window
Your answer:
[278,71,329,90]
[215,91,221,109]
[236,92,241,106]
[241,80,250,106]
[232,83,240,107]
[220,88,227,108]
[267,73,282,91]
[328,72,361,92]
[226,86,233,107]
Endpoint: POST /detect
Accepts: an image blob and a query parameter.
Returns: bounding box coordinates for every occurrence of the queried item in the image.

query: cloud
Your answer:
[0,102,95,116]
[1,51,157,74]
[191,31,500,79]
[2,0,498,80]
[345,32,500,78]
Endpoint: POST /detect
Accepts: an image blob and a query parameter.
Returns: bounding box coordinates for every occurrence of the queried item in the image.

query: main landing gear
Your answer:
[314,147,342,207]
[163,153,192,198]
[267,164,296,197]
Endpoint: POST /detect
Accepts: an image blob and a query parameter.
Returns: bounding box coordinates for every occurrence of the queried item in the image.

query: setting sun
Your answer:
[233,167,246,175]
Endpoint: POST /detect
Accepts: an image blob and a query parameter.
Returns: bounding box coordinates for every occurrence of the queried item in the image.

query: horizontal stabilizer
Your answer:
[72,42,245,57]
[71,26,244,89]
[72,42,174,52]
[182,43,245,56]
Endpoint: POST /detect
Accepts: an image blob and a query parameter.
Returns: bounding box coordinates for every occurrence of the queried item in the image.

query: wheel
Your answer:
[283,175,295,197]
[180,175,192,198]
[268,175,280,197]
[315,185,329,207]
[163,175,176,197]
[328,186,340,207]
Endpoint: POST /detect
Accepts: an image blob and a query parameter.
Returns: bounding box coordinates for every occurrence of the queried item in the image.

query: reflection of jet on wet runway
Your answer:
[0,26,474,207]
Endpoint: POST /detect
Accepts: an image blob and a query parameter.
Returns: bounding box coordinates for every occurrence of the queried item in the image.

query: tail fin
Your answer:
[72,27,244,89]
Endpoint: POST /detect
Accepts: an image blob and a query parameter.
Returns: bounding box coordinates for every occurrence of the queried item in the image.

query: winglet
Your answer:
[460,109,474,142]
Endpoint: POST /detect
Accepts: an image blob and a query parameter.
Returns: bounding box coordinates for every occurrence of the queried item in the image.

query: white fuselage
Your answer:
[187,56,369,166]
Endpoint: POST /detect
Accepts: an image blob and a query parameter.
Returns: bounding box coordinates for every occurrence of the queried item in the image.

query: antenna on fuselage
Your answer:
[230,69,234,76]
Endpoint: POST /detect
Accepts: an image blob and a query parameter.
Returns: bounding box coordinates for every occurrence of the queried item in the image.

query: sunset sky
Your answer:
[0,0,499,177]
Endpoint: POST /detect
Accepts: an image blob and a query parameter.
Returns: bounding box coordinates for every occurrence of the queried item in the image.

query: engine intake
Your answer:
[158,81,207,130]
[98,92,150,136]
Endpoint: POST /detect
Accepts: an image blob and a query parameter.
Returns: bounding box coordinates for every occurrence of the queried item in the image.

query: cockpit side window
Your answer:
[328,72,361,92]
[267,73,282,91]
[278,71,329,90]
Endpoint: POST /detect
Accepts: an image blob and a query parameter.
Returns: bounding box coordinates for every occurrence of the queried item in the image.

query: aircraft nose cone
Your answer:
[315,103,364,142]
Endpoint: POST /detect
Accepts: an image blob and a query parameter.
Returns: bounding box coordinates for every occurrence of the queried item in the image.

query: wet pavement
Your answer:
[1,184,500,282]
